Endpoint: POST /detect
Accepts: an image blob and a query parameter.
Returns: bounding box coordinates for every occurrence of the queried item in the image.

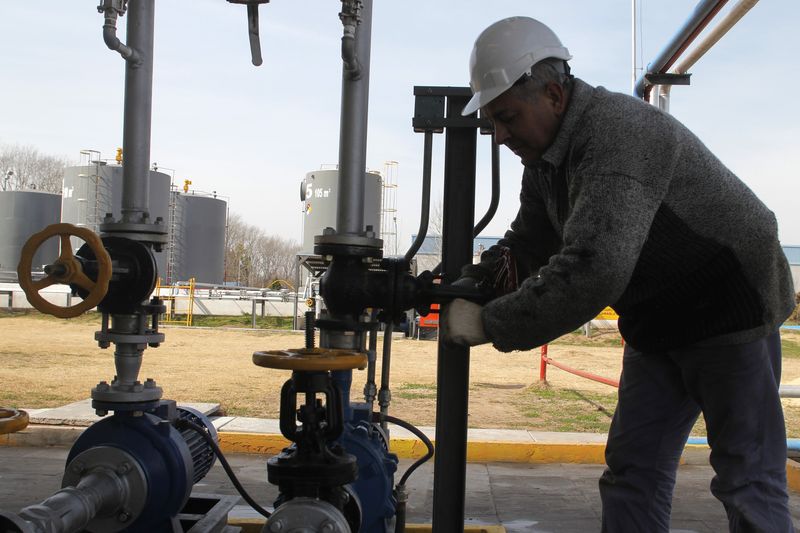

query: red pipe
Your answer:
[543,356,619,388]
[643,0,729,101]
[539,344,548,382]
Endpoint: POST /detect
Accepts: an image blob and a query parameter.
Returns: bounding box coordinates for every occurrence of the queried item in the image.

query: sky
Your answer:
[1,0,799,252]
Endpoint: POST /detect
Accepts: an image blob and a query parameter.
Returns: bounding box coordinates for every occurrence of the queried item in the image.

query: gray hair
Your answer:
[510,58,572,101]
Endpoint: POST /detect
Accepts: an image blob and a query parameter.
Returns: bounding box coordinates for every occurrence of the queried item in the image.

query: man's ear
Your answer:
[544,81,568,116]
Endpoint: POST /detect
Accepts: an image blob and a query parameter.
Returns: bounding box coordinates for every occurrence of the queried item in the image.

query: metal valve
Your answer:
[226,0,270,66]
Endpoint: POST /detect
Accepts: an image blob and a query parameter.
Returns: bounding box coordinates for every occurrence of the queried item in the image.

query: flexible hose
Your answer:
[373,413,434,487]
[176,419,272,518]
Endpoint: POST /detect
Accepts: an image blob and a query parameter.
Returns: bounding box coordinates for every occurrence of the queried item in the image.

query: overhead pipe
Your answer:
[336,0,372,235]
[633,0,728,101]
[657,0,760,111]
[673,0,760,74]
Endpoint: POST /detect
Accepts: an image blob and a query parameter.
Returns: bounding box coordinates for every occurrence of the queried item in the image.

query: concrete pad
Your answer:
[217,417,280,434]
[527,430,607,444]
[468,428,534,442]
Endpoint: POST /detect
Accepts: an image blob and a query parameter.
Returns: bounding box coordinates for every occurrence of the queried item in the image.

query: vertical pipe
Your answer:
[121,0,155,223]
[539,344,548,382]
[336,0,373,235]
[631,0,637,93]
[431,94,477,532]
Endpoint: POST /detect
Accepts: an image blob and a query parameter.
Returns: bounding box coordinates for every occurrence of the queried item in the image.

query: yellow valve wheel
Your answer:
[17,223,112,319]
[253,348,367,371]
[0,408,29,435]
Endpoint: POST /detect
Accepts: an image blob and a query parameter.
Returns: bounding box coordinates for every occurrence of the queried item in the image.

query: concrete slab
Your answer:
[1,441,799,532]
[218,417,280,434]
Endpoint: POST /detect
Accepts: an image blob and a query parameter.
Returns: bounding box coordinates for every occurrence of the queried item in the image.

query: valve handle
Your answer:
[17,223,112,318]
[0,408,29,435]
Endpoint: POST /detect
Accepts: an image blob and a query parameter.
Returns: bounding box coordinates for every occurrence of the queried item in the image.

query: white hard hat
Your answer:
[462,17,572,116]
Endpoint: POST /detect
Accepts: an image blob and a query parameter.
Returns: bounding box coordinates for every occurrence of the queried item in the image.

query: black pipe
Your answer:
[432,137,499,277]
[472,140,500,238]
[431,93,477,532]
[404,130,434,262]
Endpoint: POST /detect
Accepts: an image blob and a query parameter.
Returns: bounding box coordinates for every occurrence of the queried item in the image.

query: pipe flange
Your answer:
[94,331,165,345]
[253,348,367,371]
[62,446,147,533]
[314,234,383,258]
[92,384,163,405]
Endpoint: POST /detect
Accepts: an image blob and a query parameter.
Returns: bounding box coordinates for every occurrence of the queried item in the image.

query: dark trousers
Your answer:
[599,332,794,532]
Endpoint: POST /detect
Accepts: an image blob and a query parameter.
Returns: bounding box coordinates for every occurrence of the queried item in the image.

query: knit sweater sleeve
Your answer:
[482,166,667,352]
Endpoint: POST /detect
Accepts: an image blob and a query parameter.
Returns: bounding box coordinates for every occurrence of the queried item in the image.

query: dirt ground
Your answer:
[2,314,800,435]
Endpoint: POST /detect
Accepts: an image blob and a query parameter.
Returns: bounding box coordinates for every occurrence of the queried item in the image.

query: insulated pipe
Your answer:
[120,0,155,224]
[673,0,760,74]
[633,0,728,100]
[336,0,372,235]
[656,0,759,112]
[404,130,434,262]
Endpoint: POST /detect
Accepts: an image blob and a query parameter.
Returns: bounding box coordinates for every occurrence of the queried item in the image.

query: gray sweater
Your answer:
[463,78,794,352]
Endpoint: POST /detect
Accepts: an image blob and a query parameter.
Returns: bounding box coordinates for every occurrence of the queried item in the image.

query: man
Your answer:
[445,16,796,532]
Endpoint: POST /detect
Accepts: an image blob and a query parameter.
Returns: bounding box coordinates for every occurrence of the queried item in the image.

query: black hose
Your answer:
[373,413,434,487]
[176,419,272,518]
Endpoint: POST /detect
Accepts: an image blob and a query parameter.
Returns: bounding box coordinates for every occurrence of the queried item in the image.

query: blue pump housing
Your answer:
[66,401,216,532]
[332,370,398,533]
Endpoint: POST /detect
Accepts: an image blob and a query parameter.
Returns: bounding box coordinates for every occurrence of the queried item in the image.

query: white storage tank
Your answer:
[61,162,171,275]
[300,169,382,254]
[167,192,227,285]
[0,190,62,278]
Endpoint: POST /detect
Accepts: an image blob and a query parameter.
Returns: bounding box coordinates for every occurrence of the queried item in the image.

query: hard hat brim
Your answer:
[462,85,508,116]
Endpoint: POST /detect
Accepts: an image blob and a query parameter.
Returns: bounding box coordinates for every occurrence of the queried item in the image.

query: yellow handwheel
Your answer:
[0,408,29,435]
[253,348,367,371]
[17,223,112,318]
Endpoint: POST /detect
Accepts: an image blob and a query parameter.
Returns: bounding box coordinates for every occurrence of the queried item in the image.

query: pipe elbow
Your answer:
[102,15,139,63]
[341,33,361,80]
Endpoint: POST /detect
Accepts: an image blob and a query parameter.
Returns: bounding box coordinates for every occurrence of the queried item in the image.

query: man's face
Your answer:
[483,82,567,166]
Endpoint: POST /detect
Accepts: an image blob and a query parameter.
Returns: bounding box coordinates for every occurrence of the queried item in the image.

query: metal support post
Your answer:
[432,91,477,532]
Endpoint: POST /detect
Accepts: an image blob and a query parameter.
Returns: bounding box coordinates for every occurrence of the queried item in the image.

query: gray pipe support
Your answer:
[336,0,372,236]
[633,0,725,98]
[120,0,155,223]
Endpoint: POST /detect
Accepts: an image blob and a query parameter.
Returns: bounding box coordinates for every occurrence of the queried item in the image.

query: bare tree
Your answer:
[0,143,71,194]
[224,213,301,287]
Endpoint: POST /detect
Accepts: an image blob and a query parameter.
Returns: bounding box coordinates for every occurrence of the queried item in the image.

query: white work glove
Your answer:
[442,298,488,347]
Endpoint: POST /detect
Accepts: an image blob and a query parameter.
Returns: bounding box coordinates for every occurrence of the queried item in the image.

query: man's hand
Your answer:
[442,298,488,347]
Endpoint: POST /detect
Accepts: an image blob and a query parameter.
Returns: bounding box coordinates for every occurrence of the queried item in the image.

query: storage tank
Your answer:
[300,169,382,254]
[61,162,171,276]
[0,190,62,278]
[168,192,227,284]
